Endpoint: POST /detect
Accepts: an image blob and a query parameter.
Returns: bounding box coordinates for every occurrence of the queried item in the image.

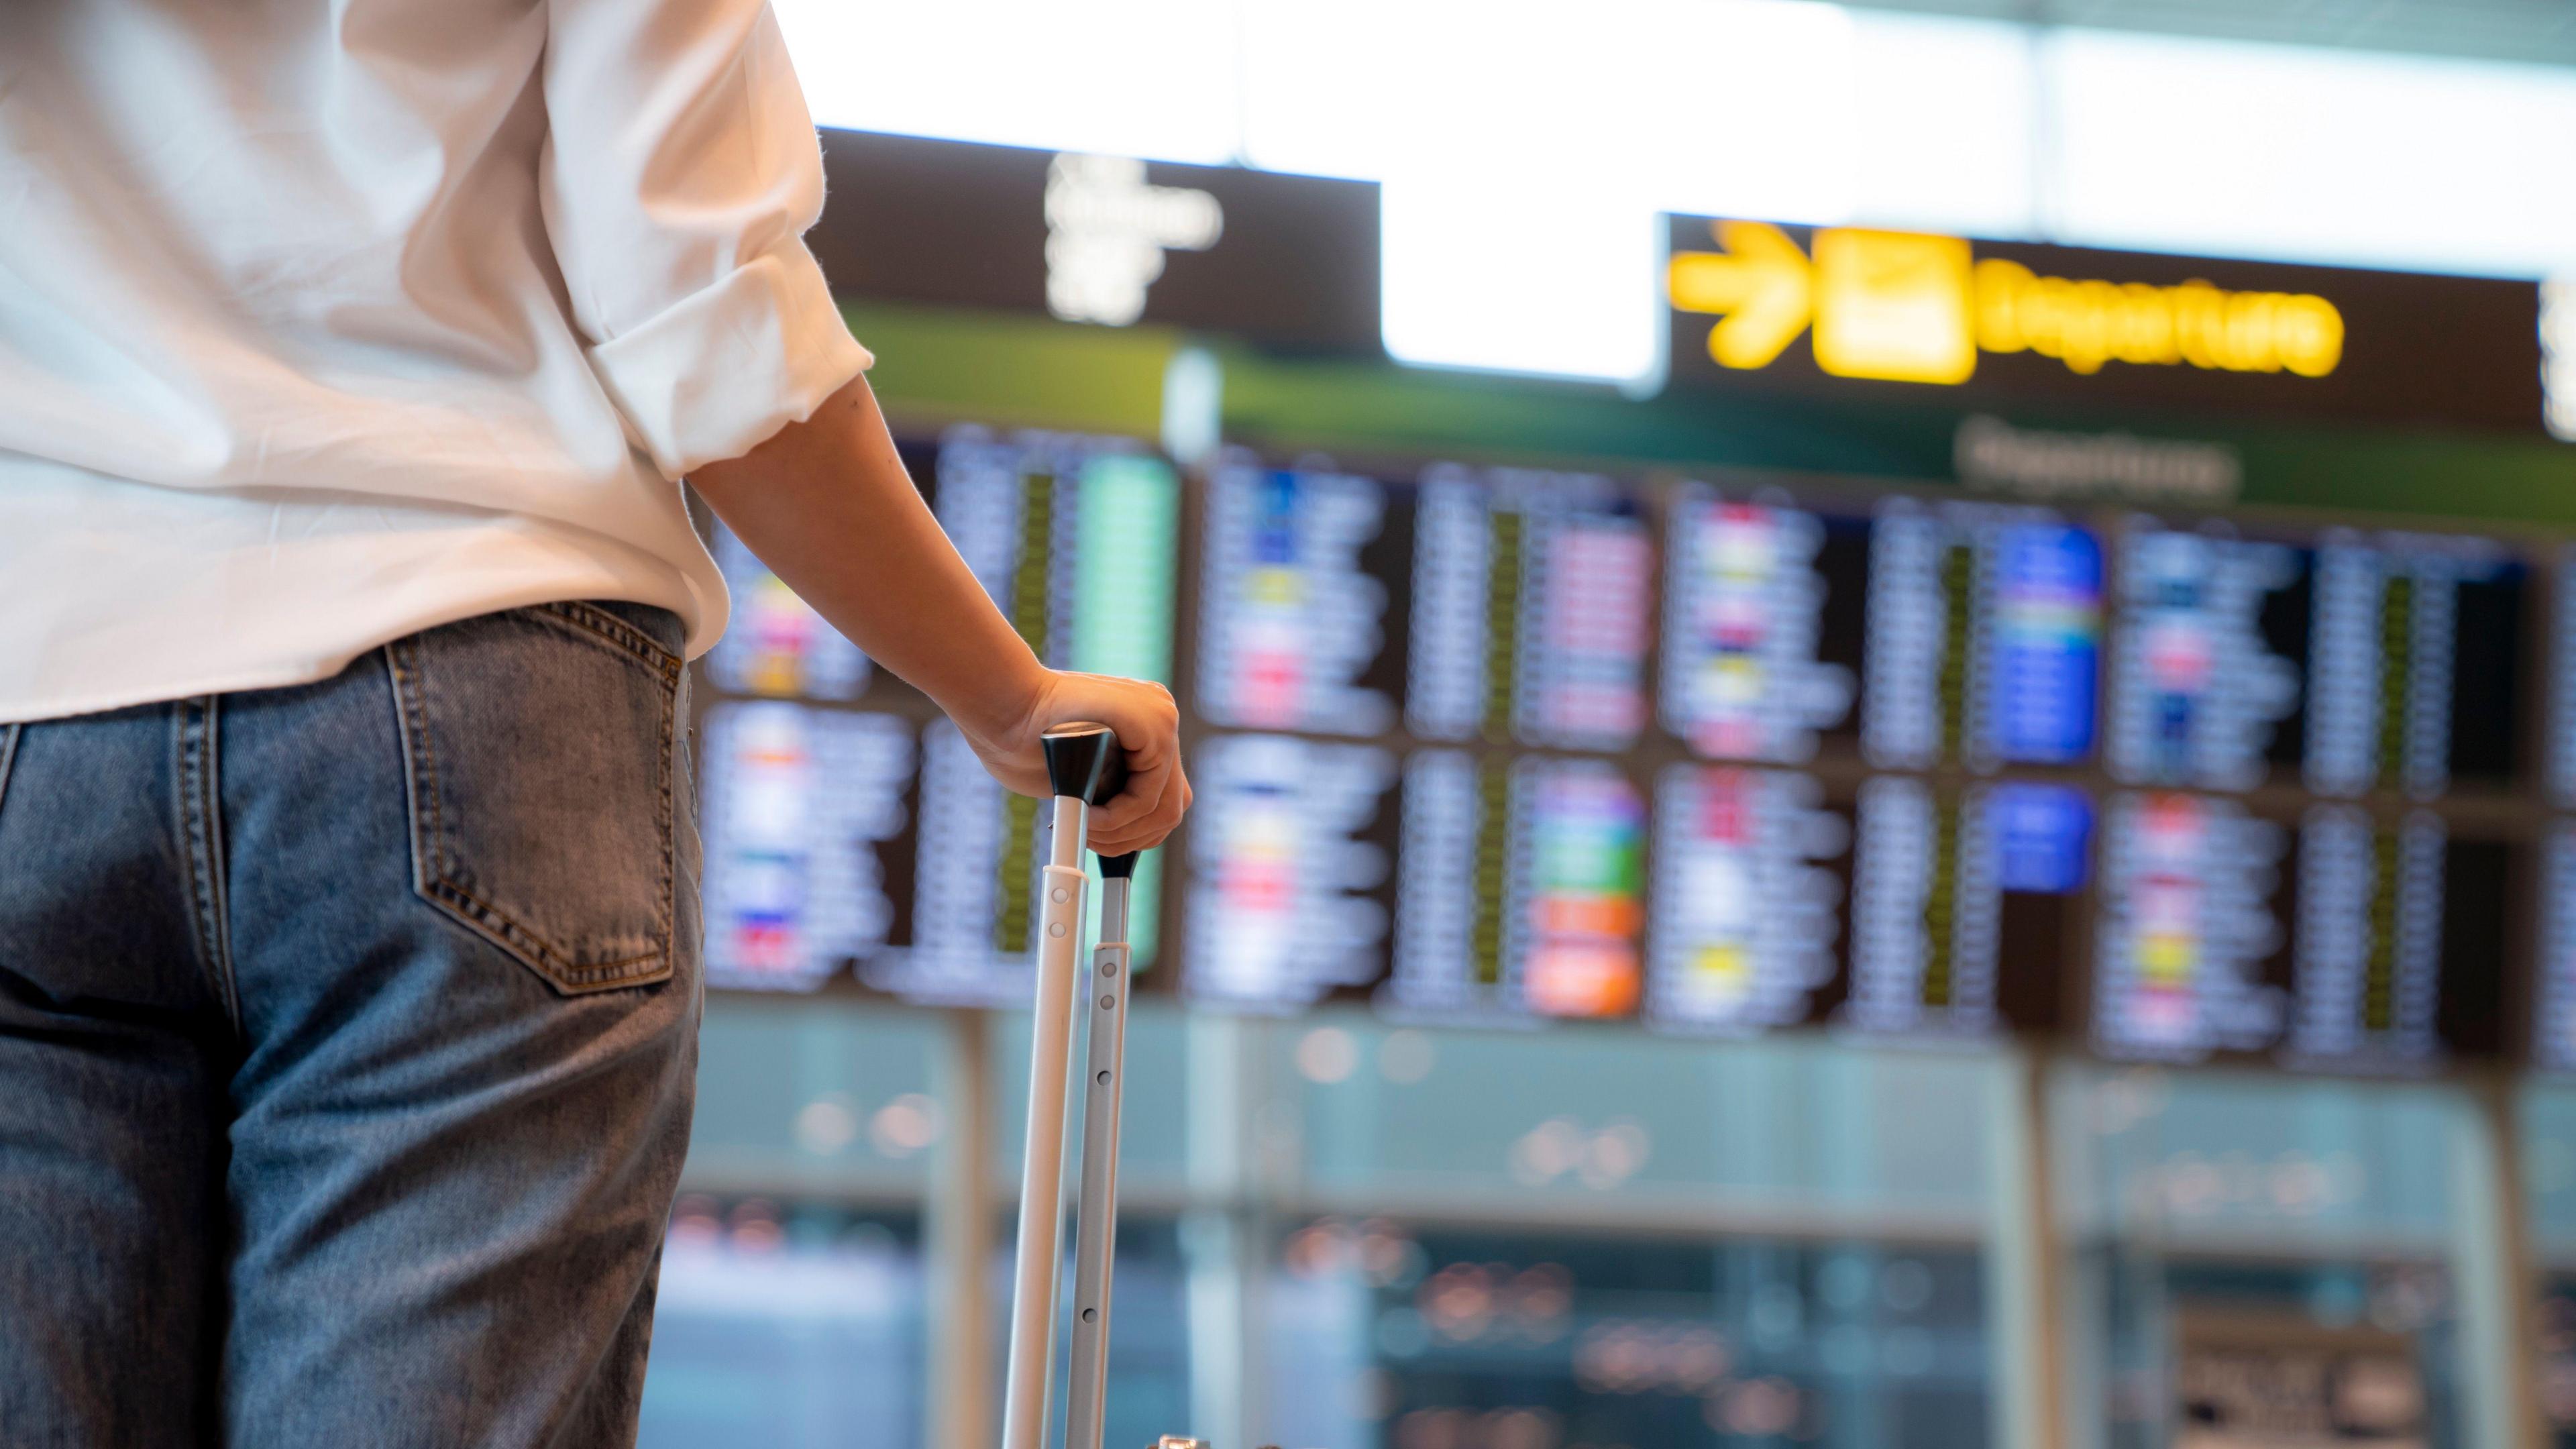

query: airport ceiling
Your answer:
[1843,0,2576,68]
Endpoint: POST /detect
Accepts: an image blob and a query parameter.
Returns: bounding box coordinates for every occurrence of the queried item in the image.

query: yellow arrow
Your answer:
[1668,220,1813,370]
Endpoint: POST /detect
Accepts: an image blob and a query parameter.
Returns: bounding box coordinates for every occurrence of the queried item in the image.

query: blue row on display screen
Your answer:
[696,432,2546,1073]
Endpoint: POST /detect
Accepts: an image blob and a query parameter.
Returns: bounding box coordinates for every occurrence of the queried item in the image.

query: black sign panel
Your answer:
[1663,214,2546,435]
[807,129,1381,354]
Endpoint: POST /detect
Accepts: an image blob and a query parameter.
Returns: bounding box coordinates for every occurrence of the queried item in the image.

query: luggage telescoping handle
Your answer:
[1000,723,1130,1449]
[1060,843,1138,1449]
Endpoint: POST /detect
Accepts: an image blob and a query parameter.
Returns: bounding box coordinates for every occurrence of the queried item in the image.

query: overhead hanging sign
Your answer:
[806,129,1382,354]
[1664,215,2547,435]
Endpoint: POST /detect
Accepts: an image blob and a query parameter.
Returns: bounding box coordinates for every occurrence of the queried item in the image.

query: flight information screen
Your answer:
[694,427,1179,1002]
[1383,753,1650,1023]
[863,428,1180,1006]
[2549,549,2576,810]
[2087,794,2512,1072]
[1406,464,1656,751]
[2104,529,2303,792]
[1845,778,2090,1042]
[1195,457,1407,738]
[1861,501,2102,773]
[1185,733,1401,1011]
[701,702,914,991]
[1645,767,1847,1036]
[2097,525,2524,799]
[690,427,2550,1075]
[2537,823,2576,1073]
[1659,489,1857,765]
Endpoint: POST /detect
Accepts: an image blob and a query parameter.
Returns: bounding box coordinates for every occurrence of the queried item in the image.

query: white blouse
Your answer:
[0,0,870,722]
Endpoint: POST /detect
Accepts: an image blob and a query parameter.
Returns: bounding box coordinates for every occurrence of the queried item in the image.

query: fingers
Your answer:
[1064,675,1186,853]
[1091,755,1188,854]
[1090,739,1185,851]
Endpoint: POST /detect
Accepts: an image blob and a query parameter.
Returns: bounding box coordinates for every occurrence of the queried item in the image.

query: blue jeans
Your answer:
[0,602,702,1448]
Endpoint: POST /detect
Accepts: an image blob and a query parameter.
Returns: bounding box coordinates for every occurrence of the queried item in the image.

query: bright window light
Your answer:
[1243,0,1856,221]
[771,1,2576,384]
[1379,166,1666,383]
[771,0,1240,165]
[1248,0,1858,383]
[2043,30,2576,279]
[1847,13,2038,238]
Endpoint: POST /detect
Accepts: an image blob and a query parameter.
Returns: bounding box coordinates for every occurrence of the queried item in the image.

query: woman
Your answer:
[0,3,1189,1443]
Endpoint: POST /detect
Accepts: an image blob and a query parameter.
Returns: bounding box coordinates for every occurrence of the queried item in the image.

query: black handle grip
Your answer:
[1099,851,1140,879]
[1040,721,1127,808]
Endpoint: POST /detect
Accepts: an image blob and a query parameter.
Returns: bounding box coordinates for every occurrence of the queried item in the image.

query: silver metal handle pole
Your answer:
[1000,793,1089,1449]
[1061,869,1134,1449]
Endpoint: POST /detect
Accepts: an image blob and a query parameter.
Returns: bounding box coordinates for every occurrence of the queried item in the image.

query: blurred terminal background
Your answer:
[643,3,2576,1446]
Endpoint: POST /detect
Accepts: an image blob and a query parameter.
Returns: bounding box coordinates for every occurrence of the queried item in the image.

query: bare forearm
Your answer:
[690,374,1042,740]
[688,371,1191,846]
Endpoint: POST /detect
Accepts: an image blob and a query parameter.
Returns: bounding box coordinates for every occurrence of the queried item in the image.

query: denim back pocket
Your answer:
[388,601,682,994]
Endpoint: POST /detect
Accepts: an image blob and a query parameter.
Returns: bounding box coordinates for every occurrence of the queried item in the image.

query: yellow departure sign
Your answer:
[1669,221,2345,386]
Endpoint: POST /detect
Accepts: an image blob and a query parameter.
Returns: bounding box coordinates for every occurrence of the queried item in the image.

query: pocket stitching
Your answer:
[388,627,677,993]
[535,600,685,686]
[0,724,19,816]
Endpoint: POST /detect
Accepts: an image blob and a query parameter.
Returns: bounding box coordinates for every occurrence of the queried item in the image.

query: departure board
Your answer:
[2282,808,2448,1070]
[682,421,2555,1075]
[1195,457,1406,737]
[1385,753,1649,1023]
[1644,767,1846,1035]
[1659,488,1856,763]
[863,427,1180,1005]
[702,702,914,991]
[2105,529,2302,791]
[2086,523,2524,1069]
[2090,792,2290,1061]
[2538,824,2576,1072]
[1407,464,1654,751]
[2537,553,2576,1073]
[1862,500,2102,772]
[2297,531,2520,800]
[2089,792,2510,1071]
[1846,779,2090,1040]
[1183,733,1400,1010]
[2551,550,2576,810]
[2543,554,2576,1071]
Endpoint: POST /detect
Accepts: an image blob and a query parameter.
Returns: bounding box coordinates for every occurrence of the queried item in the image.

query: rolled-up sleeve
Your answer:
[540,0,870,479]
